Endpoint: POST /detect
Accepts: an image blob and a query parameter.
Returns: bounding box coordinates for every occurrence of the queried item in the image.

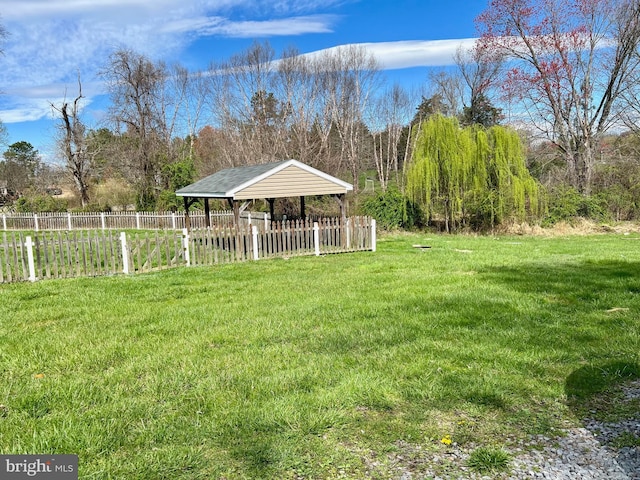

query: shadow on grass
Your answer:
[565,361,640,403]
[479,259,640,306]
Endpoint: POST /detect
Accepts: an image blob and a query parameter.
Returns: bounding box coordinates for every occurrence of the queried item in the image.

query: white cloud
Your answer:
[306,39,478,70]
[161,15,336,37]
[0,100,57,124]
[0,0,471,129]
[0,1,343,125]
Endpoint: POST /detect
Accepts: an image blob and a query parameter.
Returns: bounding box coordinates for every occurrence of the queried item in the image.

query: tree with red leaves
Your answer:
[477,0,640,194]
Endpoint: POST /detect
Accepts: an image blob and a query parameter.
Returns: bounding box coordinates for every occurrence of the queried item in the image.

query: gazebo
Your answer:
[175,159,353,229]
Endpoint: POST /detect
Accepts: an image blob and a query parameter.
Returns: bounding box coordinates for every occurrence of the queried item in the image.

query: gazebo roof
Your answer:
[176,159,353,200]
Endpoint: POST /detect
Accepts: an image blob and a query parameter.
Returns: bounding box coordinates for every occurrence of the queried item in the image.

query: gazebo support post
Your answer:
[300,196,306,221]
[227,198,240,226]
[267,198,275,224]
[183,197,198,231]
[204,198,211,228]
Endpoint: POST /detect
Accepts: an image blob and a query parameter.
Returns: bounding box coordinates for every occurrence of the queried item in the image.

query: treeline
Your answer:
[3,0,640,231]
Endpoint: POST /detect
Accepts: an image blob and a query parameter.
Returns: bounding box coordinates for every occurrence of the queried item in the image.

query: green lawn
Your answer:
[1,232,639,479]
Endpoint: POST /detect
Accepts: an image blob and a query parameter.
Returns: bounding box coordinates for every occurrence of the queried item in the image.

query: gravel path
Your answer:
[507,378,640,480]
[389,379,640,479]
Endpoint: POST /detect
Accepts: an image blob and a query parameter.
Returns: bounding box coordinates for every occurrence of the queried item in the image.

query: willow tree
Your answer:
[406,115,542,231]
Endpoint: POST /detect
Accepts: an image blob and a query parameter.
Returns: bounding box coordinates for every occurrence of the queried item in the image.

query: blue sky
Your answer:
[0,0,490,162]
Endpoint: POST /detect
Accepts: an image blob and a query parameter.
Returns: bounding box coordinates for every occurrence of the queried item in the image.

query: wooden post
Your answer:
[183,197,191,231]
[2,214,6,231]
[33,214,39,232]
[68,213,72,230]
[371,219,377,252]
[228,198,240,226]
[313,222,320,256]
[300,196,306,219]
[267,198,275,223]
[252,225,259,260]
[182,228,191,266]
[25,236,36,282]
[204,198,211,228]
[120,232,130,274]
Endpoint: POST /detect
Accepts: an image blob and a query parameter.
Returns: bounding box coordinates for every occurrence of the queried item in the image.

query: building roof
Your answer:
[176,159,353,200]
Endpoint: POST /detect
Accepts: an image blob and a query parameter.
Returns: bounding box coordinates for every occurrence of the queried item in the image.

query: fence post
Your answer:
[171,212,176,230]
[313,222,320,256]
[33,214,39,232]
[371,219,377,252]
[136,212,141,229]
[264,213,268,231]
[67,213,72,230]
[120,232,130,274]
[252,225,259,260]
[101,212,106,230]
[2,214,6,231]
[346,218,351,249]
[182,228,191,267]
[25,236,37,282]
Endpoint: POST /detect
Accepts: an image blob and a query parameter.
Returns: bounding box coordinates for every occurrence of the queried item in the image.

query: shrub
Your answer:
[542,185,609,226]
[14,195,68,213]
[360,188,422,230]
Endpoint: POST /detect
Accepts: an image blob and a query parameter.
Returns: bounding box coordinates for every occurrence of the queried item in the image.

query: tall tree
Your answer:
[101,49,173,209]
[208,42,287,166]
[477,0,640,194]
[455,46,504,127]
[51,77,92,206]
[370,83,415,190]
[319,44,381,189]
[1,141,41,195]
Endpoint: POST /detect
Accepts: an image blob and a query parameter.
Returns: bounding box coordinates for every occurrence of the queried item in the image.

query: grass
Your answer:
[1,231,640,478]
[467,447,511,473]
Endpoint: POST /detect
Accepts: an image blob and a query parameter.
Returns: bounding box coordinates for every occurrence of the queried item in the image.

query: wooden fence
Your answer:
[0,217,376,284]
[0,210,270,231]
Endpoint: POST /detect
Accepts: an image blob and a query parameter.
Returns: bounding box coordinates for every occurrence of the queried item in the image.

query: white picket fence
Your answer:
[0,210,270,231]
[0,217,376,283]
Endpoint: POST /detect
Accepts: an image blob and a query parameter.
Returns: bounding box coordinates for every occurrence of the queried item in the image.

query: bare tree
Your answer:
[50,77,92,206]
[275,47,323,166]
[426,70,464,118]
[101,49,173,208]
[477,0,640,194]
[369,84,415,191]
[454,46,504,127]
[319,45,381,190]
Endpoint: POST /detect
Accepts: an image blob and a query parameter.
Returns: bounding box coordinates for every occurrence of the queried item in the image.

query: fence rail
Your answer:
[0,210,270,231]
[0,217,376,284]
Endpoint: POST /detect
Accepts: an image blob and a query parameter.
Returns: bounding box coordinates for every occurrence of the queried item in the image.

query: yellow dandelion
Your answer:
[440,435,452,445]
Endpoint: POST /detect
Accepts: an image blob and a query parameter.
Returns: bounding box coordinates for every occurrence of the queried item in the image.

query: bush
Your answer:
[542,186,609,226]
[14,195,68,213]
[360,188,422,230]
